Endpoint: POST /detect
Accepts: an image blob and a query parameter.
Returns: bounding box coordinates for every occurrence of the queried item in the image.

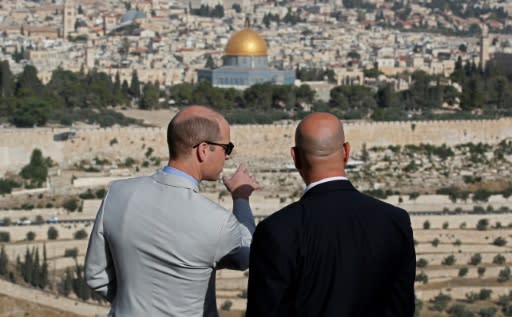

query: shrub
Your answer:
[34,215,44,225]
[458,267,469,277]
[74,229,88,240]
[47,226,58,240]
[95,188,106,199]
[62,198,78,212]
[2,217,11,226]
[26,231,35,241]
[417,258,428,268]
[447,303,471,316]
[498,267,511,282]
[469,253,482,266]
[478,266,486,278]
[494,237,507,246]
[79,189,95,199]
[423,220,431,230]
[442,255,456,266]
[473,189,492,202]
[221,300,232,311]
[479,306,497,317]
[477,219,489,230]
[430,292,451,311]
[431,238,440,247]
[0,232,10,242]
[479,289,493,301]
[415,272,428,284]
[493,254,506,265]
[442,222,449,229]
[453,239,462,246]
[64,248,78,258]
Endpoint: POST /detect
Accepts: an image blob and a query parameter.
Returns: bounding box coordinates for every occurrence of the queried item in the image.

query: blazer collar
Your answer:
[151,170,200,192]
[302,179,355,198]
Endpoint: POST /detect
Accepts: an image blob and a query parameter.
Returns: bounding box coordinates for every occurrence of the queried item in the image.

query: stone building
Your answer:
[196,23,295,89]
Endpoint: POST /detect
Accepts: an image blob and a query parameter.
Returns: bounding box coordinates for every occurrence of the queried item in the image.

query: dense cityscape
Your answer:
[1,0,512,316]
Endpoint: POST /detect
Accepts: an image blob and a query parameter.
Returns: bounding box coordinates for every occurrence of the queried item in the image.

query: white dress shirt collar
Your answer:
[304,176,348,194]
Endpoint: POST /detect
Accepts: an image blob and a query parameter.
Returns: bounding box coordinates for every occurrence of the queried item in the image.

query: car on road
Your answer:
[16,219,32,226]
[47,216,59,224]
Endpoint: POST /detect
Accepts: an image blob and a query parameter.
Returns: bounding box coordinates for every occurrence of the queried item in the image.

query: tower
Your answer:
[85,40,95,70]
[63,0,76,39]
[480,25,490,70]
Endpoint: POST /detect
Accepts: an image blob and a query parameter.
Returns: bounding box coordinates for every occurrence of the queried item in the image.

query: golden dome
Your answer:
[224,28,268,56]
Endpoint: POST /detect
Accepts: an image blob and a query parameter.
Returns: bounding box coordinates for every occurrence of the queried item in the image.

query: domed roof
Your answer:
[224,27,268,57]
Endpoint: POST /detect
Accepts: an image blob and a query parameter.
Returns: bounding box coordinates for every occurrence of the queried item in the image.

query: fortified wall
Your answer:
[0,118,511,174]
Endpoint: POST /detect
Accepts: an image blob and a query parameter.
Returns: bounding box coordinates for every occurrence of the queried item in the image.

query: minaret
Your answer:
[480,24,490,70]
[63,0,76,39]
[85,40,95,70]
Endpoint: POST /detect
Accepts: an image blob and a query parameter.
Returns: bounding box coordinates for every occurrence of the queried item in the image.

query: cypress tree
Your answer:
[22,247,31,283]
[62,268,73,296]
[32,247,41,287]
[0,60,14,97]
[129,70,140,98]
[0,245,8,276]
[39,244,48,289]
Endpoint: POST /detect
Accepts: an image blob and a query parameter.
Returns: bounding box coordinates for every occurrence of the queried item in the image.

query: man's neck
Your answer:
[168,160,200,181]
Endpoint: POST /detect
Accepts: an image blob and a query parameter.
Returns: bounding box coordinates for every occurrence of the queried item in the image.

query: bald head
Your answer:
[167,105,226,160]
[295,112,345,157]
[292,112,349,183]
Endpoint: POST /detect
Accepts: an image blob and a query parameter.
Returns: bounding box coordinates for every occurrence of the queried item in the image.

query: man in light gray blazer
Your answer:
[85,105,259,316]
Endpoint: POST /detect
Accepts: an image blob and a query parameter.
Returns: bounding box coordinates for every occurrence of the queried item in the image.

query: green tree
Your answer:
[61,268,73,296]
[0,245,8,276]
[47,226,58,240]
[469,253,482,266]
[20,149,48,187]
[205,54,215,69]
[417,258,428,268]
[458,267,469,277]
[129,70,140,98]
[74,229,88,240]
[139,83,160,109]
[11,98,49,127]
[0,232,10,242]
[26,231,36,241]
[430,292,451,311]
[476,218,489,231]
[442,255,456,265]
[15,65,43,97]
[498,267,510,282]
[0,60,14,97]
[493,254,506,265]
[63,198,78,212]
[39,244,48,289]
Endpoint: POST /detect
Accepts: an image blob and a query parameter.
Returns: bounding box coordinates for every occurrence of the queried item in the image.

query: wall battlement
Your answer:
[1,118,511,174]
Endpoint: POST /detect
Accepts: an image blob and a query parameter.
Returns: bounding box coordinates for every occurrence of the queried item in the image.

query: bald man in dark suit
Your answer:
[246,112,415,317]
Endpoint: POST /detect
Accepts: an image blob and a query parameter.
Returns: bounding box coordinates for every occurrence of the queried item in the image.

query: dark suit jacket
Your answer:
[246,180,415,317]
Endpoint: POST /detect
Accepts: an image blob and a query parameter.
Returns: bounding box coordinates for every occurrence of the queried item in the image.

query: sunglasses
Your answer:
[193,141,235,155]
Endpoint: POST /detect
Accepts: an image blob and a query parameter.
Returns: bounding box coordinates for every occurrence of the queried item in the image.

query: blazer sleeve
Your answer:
[246,219,296,317]
[215,198,255,270]
[386,212,416,317]
[84,192,116,302]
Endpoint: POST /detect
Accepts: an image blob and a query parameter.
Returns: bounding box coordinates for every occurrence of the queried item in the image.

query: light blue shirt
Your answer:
[162,165,199,187]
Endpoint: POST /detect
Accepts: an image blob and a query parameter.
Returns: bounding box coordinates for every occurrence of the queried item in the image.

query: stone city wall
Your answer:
[0,118,511,174]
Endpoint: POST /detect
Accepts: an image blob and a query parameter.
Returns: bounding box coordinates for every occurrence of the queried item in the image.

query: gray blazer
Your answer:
[85,170,255,316]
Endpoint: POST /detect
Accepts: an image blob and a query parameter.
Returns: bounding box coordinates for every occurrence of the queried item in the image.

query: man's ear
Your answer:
[196,143,208,162]
[291,147,301,170]
[343,142,351,165]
